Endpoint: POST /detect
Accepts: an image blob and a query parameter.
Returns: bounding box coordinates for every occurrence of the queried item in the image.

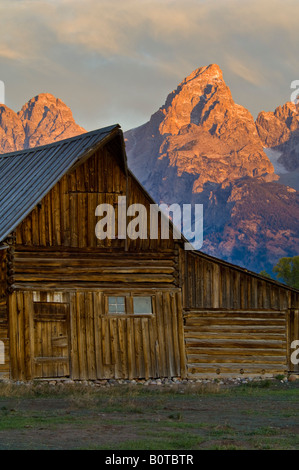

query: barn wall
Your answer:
[8,143,184,381]
[181,251,292,311]
[184,309,289,377]
[8,288,186,381]
[5,139,299,380]
[181,251,299,377]
[0,249,9,377]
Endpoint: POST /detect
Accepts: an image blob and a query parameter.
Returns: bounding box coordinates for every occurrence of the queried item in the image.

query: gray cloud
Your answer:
[0,0,298,131]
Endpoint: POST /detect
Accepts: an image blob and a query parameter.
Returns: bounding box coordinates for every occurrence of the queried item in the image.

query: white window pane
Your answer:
[116,303,125,313]
[133,297,152,315]
[108,296,125,314]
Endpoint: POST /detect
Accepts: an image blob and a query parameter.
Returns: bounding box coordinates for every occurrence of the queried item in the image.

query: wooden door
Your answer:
[33,302,70,378]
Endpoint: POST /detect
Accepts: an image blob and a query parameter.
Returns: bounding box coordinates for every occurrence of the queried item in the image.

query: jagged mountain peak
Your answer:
[0,93,85,153]
[256,101,299,148]
[125,64,275,196]
[159,63,233,136]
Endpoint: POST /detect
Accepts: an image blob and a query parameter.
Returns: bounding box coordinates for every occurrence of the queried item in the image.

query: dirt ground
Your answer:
[0,380,298,450]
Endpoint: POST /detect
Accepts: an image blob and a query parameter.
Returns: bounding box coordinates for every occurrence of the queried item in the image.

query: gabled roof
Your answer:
[0,124,124,242]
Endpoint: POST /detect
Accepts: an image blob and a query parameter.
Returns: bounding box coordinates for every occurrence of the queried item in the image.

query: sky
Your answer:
[0,0,298,132]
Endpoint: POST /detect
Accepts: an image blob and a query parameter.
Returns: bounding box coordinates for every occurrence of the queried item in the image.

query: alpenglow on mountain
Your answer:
[0,93,85,153]
[0,68,298,274]
[124,64,299,274]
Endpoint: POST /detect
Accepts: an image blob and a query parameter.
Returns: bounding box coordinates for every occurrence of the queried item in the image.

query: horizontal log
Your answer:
[184,318,286,326]
[15,266,175,275]
[185,348,286,357]
[187,363,287,375]
[14,283,179,291]
[184,332,286,341]
[184,339,285,349]
[15,257,176,267]
[183,308,286,313]
[15,273,175,283]
[183,311,286,319]
[15,247,177,257]
[184,325,285,333]
[187,362,287,371]
[186,355,287,364]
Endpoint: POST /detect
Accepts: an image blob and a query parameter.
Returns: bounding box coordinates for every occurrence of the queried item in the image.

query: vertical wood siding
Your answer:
[14,147,177,252]
[8,289,186,381]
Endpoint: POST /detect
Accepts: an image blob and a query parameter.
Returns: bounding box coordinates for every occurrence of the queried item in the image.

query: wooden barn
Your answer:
[0,125,298,381]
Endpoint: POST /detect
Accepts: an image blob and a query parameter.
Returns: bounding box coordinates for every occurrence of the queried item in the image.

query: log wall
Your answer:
[13,249,179,289]
[181,251,299,377]
[184,309,288,377]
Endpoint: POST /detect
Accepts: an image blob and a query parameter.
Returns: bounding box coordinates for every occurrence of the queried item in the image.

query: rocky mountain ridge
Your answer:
[125,64,277,201]
[0,93,85,153]
[124,64,299,273]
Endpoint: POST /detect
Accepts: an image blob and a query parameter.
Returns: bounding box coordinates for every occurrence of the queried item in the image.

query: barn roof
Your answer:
[0,124,124,242]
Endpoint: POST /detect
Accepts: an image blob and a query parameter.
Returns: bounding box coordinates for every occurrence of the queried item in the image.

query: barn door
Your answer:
[33,302,70,378]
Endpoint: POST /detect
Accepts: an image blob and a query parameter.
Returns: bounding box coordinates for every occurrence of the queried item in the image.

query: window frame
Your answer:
[107,295,126,315]
[132,295,153,316]
[105,293,154,317]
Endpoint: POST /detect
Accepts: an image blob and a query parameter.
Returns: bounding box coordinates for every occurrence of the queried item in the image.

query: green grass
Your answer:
[0,379,297,450]
[83,432,205,451]
[0,409,75,430]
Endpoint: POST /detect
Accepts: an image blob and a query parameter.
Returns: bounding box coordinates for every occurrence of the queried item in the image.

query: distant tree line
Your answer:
[260,256,299,289]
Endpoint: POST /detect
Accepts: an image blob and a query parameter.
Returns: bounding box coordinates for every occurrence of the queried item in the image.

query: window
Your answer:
[108,296,126,314]
[133,296,153,315]
[106,295,154,316]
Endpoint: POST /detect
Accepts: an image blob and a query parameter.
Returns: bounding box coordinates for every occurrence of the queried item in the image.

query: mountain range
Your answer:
[0,64,298,274]
[124,64,299,274]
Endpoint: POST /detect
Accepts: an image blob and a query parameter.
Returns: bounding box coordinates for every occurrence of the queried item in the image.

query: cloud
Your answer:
[0,0,298,129]
[0,46,22,61]
[226,57,266,87]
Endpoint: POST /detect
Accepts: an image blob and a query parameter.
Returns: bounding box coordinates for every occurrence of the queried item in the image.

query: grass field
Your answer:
[0,379,298,450]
